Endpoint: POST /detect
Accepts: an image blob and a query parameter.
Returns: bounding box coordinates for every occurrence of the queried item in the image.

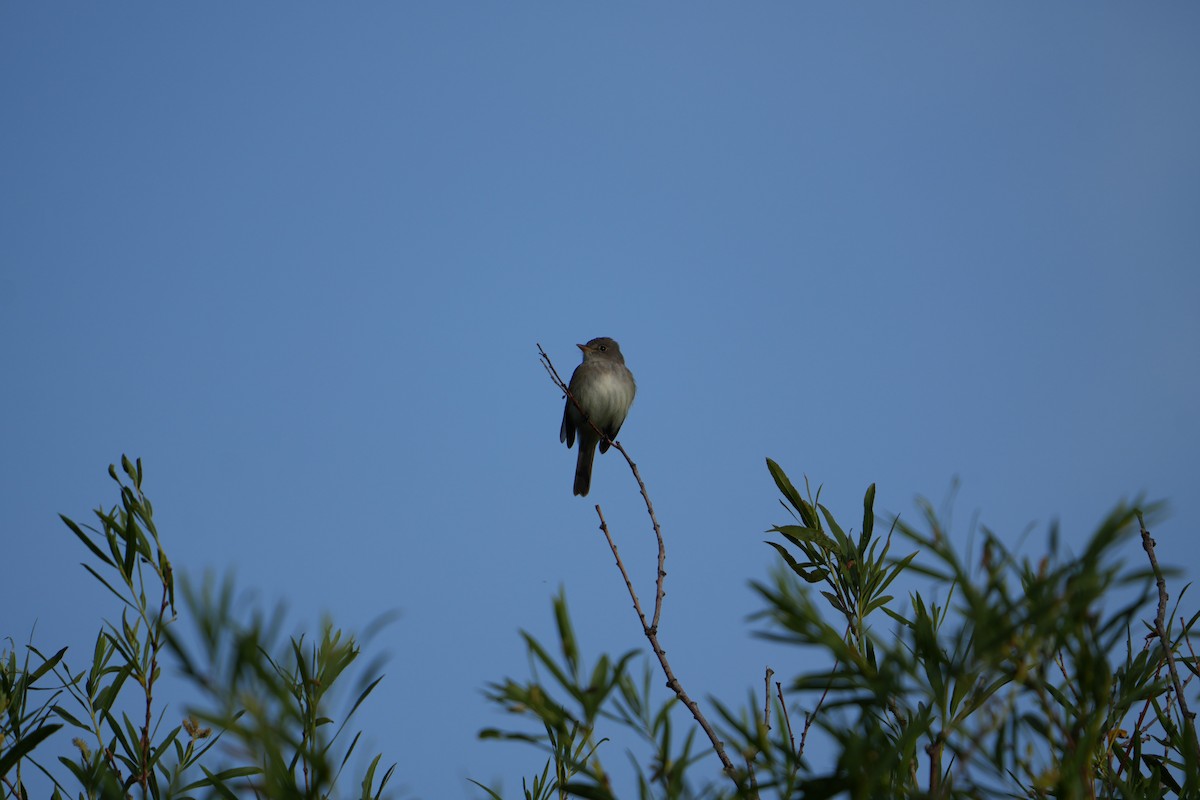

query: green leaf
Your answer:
[818,504,852,553]
[371,763,396,800]
[477,728,544,743]
[359,752,383,800]
[954,675,1012,722]
[341,730,363,769]
[820,590,848,614]
[58,754,89,787]
[562,781,617,800]
[765,541,828,583]
[344,675,385,722]
[766,459,818,528]
[467,779,506,800]
[26,646,68,684]
[552,590,578,677]
[864,594,894,615]
[188,764,258,797]
[160,551,176,612]
[519,633,572,698]
[94,663,135,716]
[50,705,88,731]
[860,483,876,555]
[121,454,137,484]
[60,514,114,567]
[769,524,837,553]
[121,516,138,580]
[0,723,62,777]
[769,524,826,544]
[875,552,918,599]
[588,655,609,695]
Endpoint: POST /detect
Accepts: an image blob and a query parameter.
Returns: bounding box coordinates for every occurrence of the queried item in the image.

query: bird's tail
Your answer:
[574,442,596,497]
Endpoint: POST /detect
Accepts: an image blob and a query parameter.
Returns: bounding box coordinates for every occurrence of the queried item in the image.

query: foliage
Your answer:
[480,459,1199,799]
[1,456,394,799]
[476,590,703,800]
[3,456,1197,799]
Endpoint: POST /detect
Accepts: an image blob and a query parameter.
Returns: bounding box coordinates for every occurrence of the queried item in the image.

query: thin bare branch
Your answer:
[763,667,774,732]
[1138,511,1200,764]
[798,660,838,761]
[594,506,738,780]
[776,683,796,757]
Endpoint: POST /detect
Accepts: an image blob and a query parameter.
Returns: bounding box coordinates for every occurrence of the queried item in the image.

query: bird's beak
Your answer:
[576,343,589,352]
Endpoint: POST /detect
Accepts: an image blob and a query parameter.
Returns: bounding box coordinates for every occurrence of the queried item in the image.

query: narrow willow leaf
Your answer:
[860,483,876,555]
[766,458,818,528]
[359,752,382,799]
[553,592,579,676]
[26,646,68,683]
[765,542,828,583]
[60,514,114,566]
[0,723,61,777]
[519,632,571,695]
[817,504,852,553]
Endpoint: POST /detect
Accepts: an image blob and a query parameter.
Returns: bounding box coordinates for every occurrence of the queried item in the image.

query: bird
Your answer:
[559,337,637,497]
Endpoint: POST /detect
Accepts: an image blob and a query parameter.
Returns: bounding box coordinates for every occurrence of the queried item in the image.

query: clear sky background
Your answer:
[3,4,1198,798]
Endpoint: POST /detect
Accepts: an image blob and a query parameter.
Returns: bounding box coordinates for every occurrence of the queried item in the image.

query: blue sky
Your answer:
[3,4,1198,798]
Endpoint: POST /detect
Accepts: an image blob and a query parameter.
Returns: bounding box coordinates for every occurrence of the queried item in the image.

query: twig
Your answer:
[776,683,796,756]
[137,574,171,788]
[1115,659,1165,779]
[776,682,804,787]
[594,507,738,779]
[926,733,945,798]
[1182,623,1198,690]
[539,344,739,785]
[608,440,668,633]
[740,667,774,791]
[743,753,759,794]
[1137,511,1200,763]
[797,661,838,760]
[592,504,652,641]
[763,667,774,732]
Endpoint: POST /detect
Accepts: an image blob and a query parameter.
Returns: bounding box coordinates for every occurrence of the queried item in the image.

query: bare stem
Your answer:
[776,683,796,756]
[798,661,837,761]
[137,575,171,789]
[593,505,738,781]
[926,733,944,798]
[1137,511,1200,763]
[763,667,774,732]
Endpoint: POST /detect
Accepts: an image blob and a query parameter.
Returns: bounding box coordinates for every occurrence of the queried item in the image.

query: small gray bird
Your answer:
[559,337,637,497]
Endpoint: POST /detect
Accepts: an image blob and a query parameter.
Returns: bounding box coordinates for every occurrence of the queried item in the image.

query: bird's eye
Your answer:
[598,344,607,351]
